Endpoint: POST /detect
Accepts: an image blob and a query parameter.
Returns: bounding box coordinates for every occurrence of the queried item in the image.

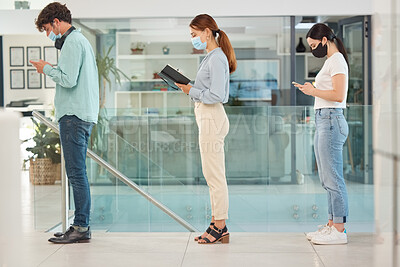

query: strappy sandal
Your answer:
[194,222,215,241]
[198,225,229,244]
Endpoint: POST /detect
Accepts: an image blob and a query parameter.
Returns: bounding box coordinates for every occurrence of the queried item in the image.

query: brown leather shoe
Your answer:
[48,226,91,244]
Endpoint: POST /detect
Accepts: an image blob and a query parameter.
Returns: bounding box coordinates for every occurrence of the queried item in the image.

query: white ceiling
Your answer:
[76,16,351,37]
[76,17,292,36]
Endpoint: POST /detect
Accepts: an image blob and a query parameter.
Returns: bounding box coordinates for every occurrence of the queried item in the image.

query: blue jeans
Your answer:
[59,115,94,228]
[314,108,349,224]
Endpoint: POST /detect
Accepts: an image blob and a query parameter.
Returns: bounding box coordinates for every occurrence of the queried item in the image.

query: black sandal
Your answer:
[194,222,215,241]
[198,225,229,244]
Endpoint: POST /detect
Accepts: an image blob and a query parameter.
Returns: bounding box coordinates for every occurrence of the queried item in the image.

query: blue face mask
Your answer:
[48,31,61,42]
[191,36,207,50]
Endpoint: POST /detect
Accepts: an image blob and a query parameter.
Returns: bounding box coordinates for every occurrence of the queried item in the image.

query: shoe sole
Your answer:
[311,240,348,245]
[48,239,91,244]
[306,233,314,241]
[198,234,230,244]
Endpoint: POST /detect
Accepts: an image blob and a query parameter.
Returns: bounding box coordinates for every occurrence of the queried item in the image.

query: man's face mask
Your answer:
[47,22,61,42]
[311,41,328,58]
[48,31,61,42]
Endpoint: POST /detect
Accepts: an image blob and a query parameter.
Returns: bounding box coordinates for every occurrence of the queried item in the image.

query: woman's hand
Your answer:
[175,83,192,94]
[294,82,315,96]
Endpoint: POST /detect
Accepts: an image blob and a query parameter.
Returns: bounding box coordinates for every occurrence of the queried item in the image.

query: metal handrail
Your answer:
[32,111,197,232]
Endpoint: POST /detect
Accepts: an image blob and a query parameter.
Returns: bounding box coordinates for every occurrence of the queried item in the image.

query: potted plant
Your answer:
[130,42,145,54]
[93,45,130,179]
[96,45,130,109]
[162,45,170,55]
[24,118,61,185]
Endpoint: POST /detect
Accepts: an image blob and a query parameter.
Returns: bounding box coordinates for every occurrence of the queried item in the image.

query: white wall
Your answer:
[0,111,21,266]
[0,0,52,10]
[0,0,374,18]
[372,0,400,265]
[64,0,373,18]
[0,0,374,35]
[3,35,56,106]
[0,0,375,35]
[0,10,41,35]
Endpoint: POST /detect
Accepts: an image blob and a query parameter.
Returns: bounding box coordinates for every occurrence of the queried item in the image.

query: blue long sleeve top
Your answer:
[189,47,230,104]
[43,28,99,123]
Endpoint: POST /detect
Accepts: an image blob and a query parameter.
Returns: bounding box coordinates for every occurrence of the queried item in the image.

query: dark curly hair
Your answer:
[35,2,72,32]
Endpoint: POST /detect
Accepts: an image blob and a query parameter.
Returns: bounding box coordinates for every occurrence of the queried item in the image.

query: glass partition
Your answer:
[82,105,374,232]
[75,16,292,108]
[29,105,373,232]
[26,14,374,233]
[88,156,189,232]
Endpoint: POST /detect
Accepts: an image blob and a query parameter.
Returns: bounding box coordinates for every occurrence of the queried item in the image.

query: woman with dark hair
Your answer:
[176,14,236,244]
[294,23,349,245]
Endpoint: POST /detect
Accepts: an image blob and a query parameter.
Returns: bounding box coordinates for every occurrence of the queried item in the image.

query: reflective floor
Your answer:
[32,172,374,233]
[10,231,375,267]
[9,171,376,267]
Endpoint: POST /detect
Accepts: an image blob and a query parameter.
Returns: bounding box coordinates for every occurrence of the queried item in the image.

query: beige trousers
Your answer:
[194,102,230,220]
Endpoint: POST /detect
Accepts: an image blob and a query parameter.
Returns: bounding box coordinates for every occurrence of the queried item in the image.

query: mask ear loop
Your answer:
[203,30,210,41]
[50,21,55,34]
[322,37,327,47]
[52,20,61,36]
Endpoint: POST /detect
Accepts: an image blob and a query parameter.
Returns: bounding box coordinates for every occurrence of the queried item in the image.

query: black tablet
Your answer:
[158,64,191,90]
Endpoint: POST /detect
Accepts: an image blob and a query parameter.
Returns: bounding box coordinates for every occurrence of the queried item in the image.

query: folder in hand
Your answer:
[158,64,191,90]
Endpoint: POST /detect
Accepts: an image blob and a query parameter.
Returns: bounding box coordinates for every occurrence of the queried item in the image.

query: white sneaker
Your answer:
[306,224,330,241]
[311,226,348,245]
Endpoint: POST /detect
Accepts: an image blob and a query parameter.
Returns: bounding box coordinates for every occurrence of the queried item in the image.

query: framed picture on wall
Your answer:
[43,46,58,66]
[9,47,24,67]
[229,59,280,101]
[27,46,41,66]
[10,69,25,89]
[44,75,56,88]
[27,69,42,89]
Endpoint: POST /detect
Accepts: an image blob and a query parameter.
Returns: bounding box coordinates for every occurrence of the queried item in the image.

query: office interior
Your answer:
[0,0,398,266]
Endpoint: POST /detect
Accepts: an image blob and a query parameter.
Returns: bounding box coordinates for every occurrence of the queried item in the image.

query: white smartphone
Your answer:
[292,81,301,86]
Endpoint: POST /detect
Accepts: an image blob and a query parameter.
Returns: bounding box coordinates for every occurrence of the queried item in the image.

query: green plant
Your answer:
[92,45,129,177]
[96,45,130,108]
[23,118,61,164]
[131,42,145,51]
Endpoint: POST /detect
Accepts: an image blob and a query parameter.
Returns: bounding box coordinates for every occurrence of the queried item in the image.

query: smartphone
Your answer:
[292,81,301,86]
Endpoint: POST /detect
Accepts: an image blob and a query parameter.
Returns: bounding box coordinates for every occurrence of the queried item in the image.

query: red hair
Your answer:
[190,14,237,73]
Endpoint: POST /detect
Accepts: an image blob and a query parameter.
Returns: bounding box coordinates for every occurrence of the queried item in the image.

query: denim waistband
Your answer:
[315,108,344,115]
[315,108,344,111]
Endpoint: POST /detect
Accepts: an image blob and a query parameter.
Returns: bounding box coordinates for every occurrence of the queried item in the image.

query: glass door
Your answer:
[339,16,373,184]
[339,16,371,105]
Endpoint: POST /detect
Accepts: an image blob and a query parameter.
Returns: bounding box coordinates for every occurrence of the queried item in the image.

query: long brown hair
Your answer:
[190,14,237,73]
[306,23,349,67]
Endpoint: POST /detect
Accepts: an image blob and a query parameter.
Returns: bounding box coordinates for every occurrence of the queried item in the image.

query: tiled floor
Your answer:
[0,171,377,267]
[3,231,376,267]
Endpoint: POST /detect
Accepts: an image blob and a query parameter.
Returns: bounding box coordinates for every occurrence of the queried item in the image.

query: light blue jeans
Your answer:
[314,108,349,224]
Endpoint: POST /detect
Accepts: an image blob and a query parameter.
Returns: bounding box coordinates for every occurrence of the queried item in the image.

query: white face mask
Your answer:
[48,31,61,42]
[47,21,61,42]
[191,36,207,50]
[191,31,207,50]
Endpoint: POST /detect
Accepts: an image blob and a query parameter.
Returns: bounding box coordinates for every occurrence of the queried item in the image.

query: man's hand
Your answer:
[29,59,52,74]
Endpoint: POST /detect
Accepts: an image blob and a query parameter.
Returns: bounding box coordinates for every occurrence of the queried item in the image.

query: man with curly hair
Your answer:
[30,2,99,244]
